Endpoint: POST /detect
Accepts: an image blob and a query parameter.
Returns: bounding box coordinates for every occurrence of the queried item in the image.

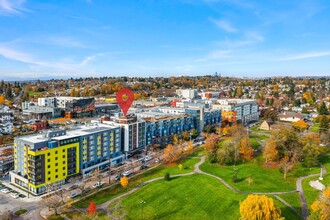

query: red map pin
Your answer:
[116,88,134,116]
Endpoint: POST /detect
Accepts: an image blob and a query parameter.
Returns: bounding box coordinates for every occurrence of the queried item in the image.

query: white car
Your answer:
[1,188,10,193]
[92,182,104,188]
[11,193,20,198]
[122,171,132,176]
[145,156,152,161]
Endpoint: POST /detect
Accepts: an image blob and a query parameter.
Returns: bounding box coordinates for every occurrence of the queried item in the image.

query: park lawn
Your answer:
[118,174,247,220]
[302,154,330,212]
[73,156,201,208]
[188,147,205,157]
[250,133,270,141]
[271,196,302,220]
[277,193,302,215]
[310,123,320,132]
[249,137,261,150]
[66,211,107,220]
[200,156,297,192]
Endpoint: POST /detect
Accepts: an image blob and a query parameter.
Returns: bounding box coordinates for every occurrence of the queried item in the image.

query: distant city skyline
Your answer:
[0,0,330,80]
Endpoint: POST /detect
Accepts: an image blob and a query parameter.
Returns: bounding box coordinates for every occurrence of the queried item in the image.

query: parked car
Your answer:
[82,187,91,194]
[69,185,78,190]
[114,175,121,181]
[70,192,80,199]
[140,165,148,170]
[11,193,20,199]
[0,185,3,189]
[145,156,152,161]
[122,171,132,177]
[93,182,104,188]
[1,188,10,193]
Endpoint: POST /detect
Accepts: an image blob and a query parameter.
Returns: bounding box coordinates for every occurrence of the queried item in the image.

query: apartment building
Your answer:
[212,99,259,124]
[136,111,196,148]
[10,124,122,195]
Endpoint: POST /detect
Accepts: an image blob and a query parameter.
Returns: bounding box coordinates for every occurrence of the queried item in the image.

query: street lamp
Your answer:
[141,200,146,220]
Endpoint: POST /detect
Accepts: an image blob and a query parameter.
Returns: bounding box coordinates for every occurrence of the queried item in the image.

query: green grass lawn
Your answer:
[250,137,261,150]
[200,156,299,192]
[310,123,320,132]
[272,196,302,220]
[277,193,302,215]
[66,211,107,220]
[302,154,330,212]
[113,174,300,220]
[73,156,201,208]
[48,215,65,220]
[14,209,28,216]
[118,174,247,220]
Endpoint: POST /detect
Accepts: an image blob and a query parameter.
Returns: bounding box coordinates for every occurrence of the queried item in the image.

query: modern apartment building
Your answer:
[176,89,198,99]
[102,116,146,154]
[212,99,259,124]
[10,124,122,195]
[136,111,196,148]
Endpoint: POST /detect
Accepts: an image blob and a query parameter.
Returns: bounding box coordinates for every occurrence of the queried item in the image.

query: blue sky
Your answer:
[0,0,330,80]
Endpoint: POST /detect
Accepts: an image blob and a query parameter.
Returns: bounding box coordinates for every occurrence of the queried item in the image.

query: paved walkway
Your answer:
[61,155,326,220]
[296,165,326,219]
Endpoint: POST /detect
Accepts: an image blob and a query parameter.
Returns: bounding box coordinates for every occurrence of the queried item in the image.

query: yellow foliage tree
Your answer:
[240,195,283,220]
[120,176,129,188]
[311,187,330,220]
[178,164,183,170]
[263,139,278,163]
[292,120,308,131]
[238,136,254,162]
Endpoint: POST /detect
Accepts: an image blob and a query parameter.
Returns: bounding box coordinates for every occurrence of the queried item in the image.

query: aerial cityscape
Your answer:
[0,1,330,220]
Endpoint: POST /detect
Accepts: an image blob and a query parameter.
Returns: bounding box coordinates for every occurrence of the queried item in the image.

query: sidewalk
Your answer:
[1,180,41,202]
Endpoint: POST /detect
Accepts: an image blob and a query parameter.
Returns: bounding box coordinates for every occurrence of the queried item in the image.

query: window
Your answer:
[47,159,50,162]
[63,167,65,170]
[55,163,58,166]
[62,149,65,152]
[55,157,58,160]
[55,175,58,178]
[63,173,65,176]
[47,153,50,156]
[55,151,58,154]
[55,169,58,172]
[62,155,65,158]
[48,171,50,174]
[48,177,51,181]
[48,165,50,168]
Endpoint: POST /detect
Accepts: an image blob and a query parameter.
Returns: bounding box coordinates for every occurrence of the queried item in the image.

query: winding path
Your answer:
[64,155,325,220]
[296,165,326,219]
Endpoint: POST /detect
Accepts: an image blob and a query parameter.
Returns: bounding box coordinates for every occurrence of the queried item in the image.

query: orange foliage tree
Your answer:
[263,139,278,164]
[164,144,180,163]
[0,95,5,104]
[311,187,330,220]
[240,195,283,220]
[292,120,308,131]
[238,136,253,162]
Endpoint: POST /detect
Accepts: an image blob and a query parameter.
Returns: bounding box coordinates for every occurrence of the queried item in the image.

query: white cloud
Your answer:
[46,36,87,48]
[216,31,264,48]
[0,45,105,71]
[210,18,237,32]
[277,51,330,61]
[195,50,232,62]
[0,0,27,15]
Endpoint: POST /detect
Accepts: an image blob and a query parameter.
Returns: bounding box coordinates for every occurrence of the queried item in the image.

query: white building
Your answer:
[279,112,304,122]
[176,89,197,99]
[212,99,259,124]
[38,97,56,107]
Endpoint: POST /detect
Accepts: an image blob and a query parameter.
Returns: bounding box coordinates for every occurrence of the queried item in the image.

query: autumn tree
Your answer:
[120,176,129,188]
[216,139,238,165]
[263,139,278,164]
[240,195,283,220]
[70,88,75,97]
[301,133,322,168]
[310,187,330,220]
[203,133,220,162]
[88,201,97,216]
[164,144,180,163]
[292,120,308,131]
[0,95,5,104]
[173,134,179,145]
[178,164,183,170]
[238,136,254,162]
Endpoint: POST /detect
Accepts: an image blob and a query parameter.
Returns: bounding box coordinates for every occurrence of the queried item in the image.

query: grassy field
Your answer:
[302,154,330,211]
[114,174,300,220]
[277,193,302,215]
[200,156,297,192]
[250,137,261,150]
[73,156,201,208]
